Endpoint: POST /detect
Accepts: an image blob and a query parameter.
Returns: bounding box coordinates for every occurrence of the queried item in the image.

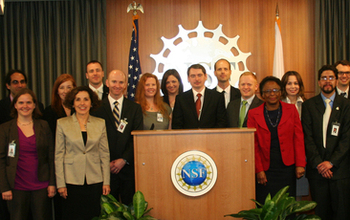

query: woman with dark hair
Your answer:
[281,71,306,116]
[43,74,77,134]
[161,69,184,109]
[247,76,306,204]
[281,71,309,200]
[55,86,110,220]
[0,88,55,220]
[136,73,171,130]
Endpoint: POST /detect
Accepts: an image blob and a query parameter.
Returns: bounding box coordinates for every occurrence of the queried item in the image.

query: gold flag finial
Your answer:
[276,3,279,18]
[127,1,144,16]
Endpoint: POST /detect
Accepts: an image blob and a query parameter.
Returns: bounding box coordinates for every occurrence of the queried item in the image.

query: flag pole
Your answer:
[126,2,144,101]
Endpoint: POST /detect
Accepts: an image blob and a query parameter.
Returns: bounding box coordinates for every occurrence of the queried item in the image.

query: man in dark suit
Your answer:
[172,64,227,129]
[0,69,45,125]
[213,59,241,108]
[227,72,263,128]
[86,60,109,100]
[302,65,350,220]
[93,70,143,205]
[334,60,350,98]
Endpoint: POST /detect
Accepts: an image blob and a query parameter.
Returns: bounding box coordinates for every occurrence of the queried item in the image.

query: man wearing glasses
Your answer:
[302,65,350,220]
[334,60,350,98]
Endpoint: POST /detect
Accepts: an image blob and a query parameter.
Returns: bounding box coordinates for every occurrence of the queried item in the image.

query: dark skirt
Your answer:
[62,182,102,220]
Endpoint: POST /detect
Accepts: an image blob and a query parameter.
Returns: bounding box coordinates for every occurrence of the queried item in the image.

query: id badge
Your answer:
[8,141,16,157]
[331,122,340,136]
[157,113,163,122]
[117,118,128,133]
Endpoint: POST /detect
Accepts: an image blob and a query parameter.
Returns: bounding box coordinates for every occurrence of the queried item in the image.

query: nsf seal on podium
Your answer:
[171,150,217,197]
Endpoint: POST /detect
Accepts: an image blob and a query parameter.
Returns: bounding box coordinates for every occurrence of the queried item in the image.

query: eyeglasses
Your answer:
[320,76,335,81]
[338,71,350,75]
[262,88,281,94]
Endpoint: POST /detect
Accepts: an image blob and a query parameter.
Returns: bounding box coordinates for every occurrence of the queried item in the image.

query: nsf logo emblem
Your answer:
[171,150,217,197]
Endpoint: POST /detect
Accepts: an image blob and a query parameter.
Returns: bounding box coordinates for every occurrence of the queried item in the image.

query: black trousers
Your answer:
[62,182,102,220]
[110,173,135,205]
[7,188,51,220]
[309,177,350,220]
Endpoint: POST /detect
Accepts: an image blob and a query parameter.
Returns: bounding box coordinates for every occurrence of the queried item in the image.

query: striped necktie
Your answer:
[113,101,120,126]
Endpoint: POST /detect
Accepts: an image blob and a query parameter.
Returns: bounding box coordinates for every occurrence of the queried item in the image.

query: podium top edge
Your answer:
[131,127,256,135]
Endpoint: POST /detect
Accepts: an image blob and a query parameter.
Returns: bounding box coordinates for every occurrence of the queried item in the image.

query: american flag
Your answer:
[127,15,142,101]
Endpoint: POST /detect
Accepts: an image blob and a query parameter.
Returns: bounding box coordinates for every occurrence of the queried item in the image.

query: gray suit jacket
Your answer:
[0,119,54,192]
[55,114,110,188]
[227,96,263,128]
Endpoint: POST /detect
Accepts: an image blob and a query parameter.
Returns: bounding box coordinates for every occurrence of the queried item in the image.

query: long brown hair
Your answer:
[281,71,306,101]
[135,73,170,119]
[51,74,77,115]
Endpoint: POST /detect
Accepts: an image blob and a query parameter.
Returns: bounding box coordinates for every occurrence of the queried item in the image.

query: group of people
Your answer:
[0,58,349,220]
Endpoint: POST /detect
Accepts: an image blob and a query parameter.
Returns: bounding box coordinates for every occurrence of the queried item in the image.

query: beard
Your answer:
[321,84,335,94]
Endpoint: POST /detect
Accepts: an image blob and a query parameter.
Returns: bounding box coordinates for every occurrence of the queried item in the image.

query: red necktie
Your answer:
[196,93,202,117]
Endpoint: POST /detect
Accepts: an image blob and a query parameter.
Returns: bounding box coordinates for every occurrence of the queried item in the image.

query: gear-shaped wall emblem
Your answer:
[151,21,252,91]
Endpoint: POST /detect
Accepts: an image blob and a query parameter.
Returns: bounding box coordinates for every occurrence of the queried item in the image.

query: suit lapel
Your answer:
[185,90,198,121]
[102,98,118,132]
[244,96,262,125]
[253,104,269,131]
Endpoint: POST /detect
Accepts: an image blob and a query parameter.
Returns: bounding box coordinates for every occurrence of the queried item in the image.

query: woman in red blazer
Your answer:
[247,76,306,204]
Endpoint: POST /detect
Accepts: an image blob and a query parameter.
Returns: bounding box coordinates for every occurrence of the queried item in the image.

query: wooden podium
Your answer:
[132,128,256,220]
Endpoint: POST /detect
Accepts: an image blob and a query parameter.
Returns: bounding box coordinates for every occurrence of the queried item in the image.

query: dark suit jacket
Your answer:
[248,101,306,173]
[302,93,350,180]
[0,119,55,192]
[92,97,143,179]
[227,95,263,128]
[43,105,74,135]
[172,88,227,129]
[102,84,109,100]
[0,96,45,125]
[213,85,241,102]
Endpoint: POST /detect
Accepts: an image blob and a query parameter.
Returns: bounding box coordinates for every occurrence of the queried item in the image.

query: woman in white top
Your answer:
[281,71,308,200]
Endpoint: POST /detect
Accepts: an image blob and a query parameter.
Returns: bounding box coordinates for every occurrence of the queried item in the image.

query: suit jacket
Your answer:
[0,96,45,125]
[172,88,227,129]
[336,87,350,99]
[55,114,110,188]
[102,85,109,100]
[0,119,54,192]
[92,97,143,179]
[43,105,74,135]
[302,93,350,180]
[213,85,241,104]
[227,95,263,127]
[247,101,306,174]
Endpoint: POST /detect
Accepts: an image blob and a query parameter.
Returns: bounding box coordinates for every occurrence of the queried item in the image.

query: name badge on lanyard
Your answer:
[8,140,16,157]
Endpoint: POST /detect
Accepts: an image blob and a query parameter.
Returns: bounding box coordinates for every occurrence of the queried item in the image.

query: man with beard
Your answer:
[302,65,350,220]
[334,60,350,98]
[213,59,241,108]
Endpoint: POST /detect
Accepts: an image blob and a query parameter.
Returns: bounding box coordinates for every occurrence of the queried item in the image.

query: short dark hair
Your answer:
[10,88,42,118]
[86,60,103,72]
[259,76,282,96]
[214,59,231,71]
[334,60,350,68]
[187,64,206,76]
[63,86,101,112]
[5,69,27,87]
[318,65,338,80]
[161,69,184,96]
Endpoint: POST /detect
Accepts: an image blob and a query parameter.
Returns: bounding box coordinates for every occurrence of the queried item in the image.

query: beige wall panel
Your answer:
[107,0,316,96]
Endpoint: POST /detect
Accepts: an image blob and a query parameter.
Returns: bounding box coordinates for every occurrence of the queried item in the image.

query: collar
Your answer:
[336,86,349,96]
[192,87,206,100]
[216,85,231,94]
[108,94,124,111]
[89,83,104,94]
[320,92,336,107]
[284,96,303,104]
[241,95,255,105]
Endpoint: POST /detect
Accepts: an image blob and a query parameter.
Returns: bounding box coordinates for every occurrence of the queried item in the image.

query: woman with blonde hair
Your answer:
[135,73,172,130]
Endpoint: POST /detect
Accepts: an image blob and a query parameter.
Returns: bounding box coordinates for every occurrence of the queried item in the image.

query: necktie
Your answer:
[239,100,248,128]
[323,99,331,148]
[196,93,202,117]
[341,92,346,97]
[113,101,120,126]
